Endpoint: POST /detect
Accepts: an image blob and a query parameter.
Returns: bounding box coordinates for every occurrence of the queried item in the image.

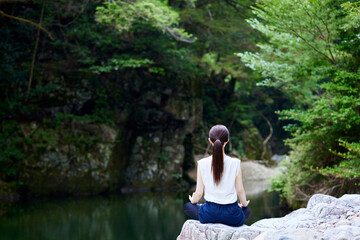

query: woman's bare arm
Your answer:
[189,165,204,204]
[235,164,250,207]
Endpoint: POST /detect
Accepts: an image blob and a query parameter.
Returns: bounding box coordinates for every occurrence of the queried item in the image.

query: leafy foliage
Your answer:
[241,0,360,205]
[95,0,195,42]
[0,0,291,194]
[238,0,347,105]
[315,140,360,180]
[90,56,155,73]
[0,121,25,182]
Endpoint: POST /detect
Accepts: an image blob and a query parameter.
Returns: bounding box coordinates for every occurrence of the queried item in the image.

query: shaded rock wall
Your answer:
[109,73,202,189]
[18,122,117,196]
[0,39,203,196]
[120,97,202,189]
[124,130,185,187]
[15,80,202,195]
[0,180,20,201]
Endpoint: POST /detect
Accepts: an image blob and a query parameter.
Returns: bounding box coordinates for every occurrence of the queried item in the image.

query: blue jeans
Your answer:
[183,201,251,226]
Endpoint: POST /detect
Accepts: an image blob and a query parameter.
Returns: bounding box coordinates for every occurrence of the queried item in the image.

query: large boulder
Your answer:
[118,92,202,190]
[241,161,280,196]
[123,129,186,188]
[18,122,117,196]
[177,194,360,240]
[177,220,261,240]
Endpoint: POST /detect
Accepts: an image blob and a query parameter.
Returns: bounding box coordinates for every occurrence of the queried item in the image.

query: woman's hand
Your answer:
[238,200,250,208]
[189,195,194,204]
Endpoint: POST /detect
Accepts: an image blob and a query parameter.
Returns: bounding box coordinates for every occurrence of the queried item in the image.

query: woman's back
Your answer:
[198,155,241,204]
[183,124,250,227]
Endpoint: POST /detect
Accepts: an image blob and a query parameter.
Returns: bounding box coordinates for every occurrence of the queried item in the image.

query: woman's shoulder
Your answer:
[225,156,241,174]
[225,156,241,169]
[198,155,212,163]
[225,155,241,163]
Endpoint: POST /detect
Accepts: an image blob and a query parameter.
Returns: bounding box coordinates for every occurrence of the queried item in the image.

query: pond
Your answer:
[0,190,287,240]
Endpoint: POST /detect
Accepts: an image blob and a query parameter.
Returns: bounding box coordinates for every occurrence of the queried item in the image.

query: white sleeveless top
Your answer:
[198,155,241,204]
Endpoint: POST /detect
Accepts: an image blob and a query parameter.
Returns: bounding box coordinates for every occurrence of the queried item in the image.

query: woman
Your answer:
[183,125,251,227]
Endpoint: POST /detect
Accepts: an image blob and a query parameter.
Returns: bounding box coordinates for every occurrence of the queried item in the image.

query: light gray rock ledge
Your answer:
[177,194,360,240]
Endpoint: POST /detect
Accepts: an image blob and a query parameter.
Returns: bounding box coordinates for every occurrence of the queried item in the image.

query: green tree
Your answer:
[239,0,360,207]
[95,0,195,43]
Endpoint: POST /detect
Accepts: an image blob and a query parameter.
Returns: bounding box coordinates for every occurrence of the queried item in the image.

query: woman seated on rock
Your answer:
[184,124,251,226]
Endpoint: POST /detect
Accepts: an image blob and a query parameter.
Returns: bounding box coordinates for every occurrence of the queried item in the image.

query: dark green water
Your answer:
[0,191,287,240]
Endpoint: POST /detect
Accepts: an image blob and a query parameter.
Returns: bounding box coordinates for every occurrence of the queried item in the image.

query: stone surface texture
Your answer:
[177,194,360,240]
[18,122,117,195]
[123,129,186,187]
[13,76,203,196]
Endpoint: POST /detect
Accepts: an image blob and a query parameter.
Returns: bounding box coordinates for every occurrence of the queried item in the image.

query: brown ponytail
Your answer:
[209,125,229,185]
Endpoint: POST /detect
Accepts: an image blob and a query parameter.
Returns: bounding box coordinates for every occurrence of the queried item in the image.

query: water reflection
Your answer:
[245,191,287,225]
[0,192,186,240]
[0,190,287,240]
[243,180,288,225]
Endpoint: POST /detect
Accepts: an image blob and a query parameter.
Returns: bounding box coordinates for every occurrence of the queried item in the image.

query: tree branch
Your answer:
[25,1,45,103]
[57,0,89,28]
[298,0,337,64]
[288,27,336,65]
[252,106,273,161]
[271,7,336,65]
[0,9,54,40]
[298,0,327,41]
[206,6,213,21]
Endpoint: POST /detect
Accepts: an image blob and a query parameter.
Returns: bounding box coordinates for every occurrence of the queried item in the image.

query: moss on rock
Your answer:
[18,121,117,196]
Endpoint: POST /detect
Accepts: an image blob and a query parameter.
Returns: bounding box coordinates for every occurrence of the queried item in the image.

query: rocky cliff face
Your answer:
[111,85,202,190]
[124,129,186,188]
[18,122,117,196]
[13,68,202,196]
[177,194,360,240]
